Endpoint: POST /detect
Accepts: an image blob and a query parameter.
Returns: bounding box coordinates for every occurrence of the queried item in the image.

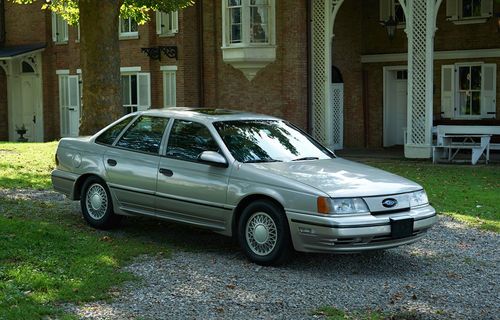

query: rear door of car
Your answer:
[103,115,170,214]
[155,119,231,231]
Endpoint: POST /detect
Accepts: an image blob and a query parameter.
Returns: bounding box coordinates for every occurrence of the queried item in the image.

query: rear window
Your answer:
[95,116,134,145]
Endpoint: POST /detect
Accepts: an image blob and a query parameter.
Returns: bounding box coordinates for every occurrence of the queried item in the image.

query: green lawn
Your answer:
[0,142,57,189]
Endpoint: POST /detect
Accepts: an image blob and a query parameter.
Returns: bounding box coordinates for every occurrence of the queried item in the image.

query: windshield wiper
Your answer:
[292,157,319,161]
[244,159,283,163]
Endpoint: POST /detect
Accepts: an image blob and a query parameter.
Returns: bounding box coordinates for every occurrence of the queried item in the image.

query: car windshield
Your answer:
[214,120,334,163]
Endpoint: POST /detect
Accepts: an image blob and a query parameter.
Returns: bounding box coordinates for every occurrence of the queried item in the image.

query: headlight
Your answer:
[317,197,369,214]
[409,190,429,207]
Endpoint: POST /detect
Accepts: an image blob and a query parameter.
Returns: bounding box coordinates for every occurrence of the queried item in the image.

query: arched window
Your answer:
[21,61,35,73]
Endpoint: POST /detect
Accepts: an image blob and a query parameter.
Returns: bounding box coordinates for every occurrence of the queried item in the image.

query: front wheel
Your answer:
[238,200,292,266]
[80,177,121,229]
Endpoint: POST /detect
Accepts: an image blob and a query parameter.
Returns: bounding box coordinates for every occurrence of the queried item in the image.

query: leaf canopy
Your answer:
[9,0,195,25]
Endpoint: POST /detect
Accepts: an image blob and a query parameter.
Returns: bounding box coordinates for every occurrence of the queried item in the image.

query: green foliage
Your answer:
[313,306,420,320]
[0,142,57,190]
[0,198,167,319]
[8,0,195,24]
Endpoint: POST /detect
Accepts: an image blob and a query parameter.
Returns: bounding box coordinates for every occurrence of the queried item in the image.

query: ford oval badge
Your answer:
[382,198,398,208]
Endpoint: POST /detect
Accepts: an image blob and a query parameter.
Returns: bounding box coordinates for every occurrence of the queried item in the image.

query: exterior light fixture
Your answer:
[496,13,500,33]
[384,16,397,40]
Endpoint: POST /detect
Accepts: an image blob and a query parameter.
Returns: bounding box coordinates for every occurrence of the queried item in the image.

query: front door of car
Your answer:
[103,115,169,214]
[156,119,231,231]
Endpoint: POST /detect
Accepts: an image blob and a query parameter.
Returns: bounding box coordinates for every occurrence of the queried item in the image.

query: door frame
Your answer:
[6,54,44,142]
[383,65,408,147]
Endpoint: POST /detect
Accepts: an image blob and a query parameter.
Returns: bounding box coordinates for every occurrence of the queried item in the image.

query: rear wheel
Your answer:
[238,200,292,266]
[80,176,121,229]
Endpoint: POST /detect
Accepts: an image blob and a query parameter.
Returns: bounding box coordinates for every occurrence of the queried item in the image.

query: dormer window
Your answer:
[222,0,276,80]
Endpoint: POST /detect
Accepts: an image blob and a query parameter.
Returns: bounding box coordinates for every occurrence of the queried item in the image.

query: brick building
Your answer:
[0,0,499,159]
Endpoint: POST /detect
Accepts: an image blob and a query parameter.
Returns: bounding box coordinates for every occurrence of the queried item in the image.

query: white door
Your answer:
[20,75,39,142]
[384,70,408,146]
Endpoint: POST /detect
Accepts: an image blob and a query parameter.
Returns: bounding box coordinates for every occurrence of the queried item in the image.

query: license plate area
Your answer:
[390,217,414,239]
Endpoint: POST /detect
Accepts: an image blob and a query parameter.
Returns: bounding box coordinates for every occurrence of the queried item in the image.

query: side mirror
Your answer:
[199,151,228,167]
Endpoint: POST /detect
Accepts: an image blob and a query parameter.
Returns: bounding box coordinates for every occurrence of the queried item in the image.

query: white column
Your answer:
[311,0,332,148]
[404,0,437,158]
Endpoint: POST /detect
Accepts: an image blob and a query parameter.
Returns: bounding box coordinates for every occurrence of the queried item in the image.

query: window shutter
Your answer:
[379,0,392,23]
[445,0,459,20]
[61,19,68,42]
[172,11,179,33]
[163,71,176,108]
[68,75,80,136]
[59,76,69,137]
[156,11,163,34]
[137,73,151,111]
[480,0,493,17]
[481,63,496,119]
[441,65,455,119]
[52,12,58,42]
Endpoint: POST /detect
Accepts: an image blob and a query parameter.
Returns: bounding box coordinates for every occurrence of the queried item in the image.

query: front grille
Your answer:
[371,208,411,216]
[332,229,425,246]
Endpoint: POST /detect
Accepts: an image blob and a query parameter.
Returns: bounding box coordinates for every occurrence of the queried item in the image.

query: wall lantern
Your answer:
[384,16,397,40]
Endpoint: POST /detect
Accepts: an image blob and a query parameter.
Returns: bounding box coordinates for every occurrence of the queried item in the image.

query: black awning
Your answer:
[0,43,46,59]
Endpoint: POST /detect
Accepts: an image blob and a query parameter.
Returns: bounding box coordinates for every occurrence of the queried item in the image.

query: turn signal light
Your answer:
[317,197,331,214]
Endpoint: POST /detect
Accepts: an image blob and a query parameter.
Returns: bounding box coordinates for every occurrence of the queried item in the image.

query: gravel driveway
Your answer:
[2,190,499,319]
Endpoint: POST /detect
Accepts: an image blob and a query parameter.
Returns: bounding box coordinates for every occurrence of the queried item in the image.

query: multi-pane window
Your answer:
[225,0,273,45]
[228,0,242,44]
[156,11,179,35]
[458,65,481,116]
[120,17,138,37]
[461,0,482,18]
[121,73,151,114]
[52,13,68,43]
[441,64,497,119]
[250,0,269,43]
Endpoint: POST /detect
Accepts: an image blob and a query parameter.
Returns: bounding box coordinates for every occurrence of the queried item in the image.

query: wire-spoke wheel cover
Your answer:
[245,211,278,256]
[85,183,108,220]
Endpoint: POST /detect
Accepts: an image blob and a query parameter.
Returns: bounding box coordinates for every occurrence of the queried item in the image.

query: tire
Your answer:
[80,176,121,229]
[238,200,292,266]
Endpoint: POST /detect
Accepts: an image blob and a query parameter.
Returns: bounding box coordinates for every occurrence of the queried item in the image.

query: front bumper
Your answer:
[287,205,437,253]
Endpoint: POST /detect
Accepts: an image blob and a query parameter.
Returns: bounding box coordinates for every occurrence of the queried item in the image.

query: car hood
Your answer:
[246,158,422,198]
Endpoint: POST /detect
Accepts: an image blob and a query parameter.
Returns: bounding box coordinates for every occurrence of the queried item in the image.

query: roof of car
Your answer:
[138,108,280,122]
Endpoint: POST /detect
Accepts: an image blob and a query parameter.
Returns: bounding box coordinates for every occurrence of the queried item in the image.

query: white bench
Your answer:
[433,125,500,165]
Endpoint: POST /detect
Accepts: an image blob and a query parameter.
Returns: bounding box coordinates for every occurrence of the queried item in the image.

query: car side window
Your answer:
[116,116,169,154]
[166,120,219,161]
[95,115,134,145]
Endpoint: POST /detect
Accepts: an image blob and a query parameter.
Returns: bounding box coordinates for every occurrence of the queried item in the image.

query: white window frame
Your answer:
[441,63,497,119]
[379,0,406,28]
[156,11,179,36]
[52,12,68,43]
[121,71,151,114]
[221,0,276,80]
[119,17,139,39]
[161,66,177,108]
[446,0,493,25]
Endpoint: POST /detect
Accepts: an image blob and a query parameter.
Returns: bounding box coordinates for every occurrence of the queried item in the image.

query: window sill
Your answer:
[54,41,68,45]
[221,45,277,81]
[447,17,489,25]
[119,33,139,40]
[158,32,178,38]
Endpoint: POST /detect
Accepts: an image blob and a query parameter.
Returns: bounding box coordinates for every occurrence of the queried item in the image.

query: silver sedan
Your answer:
[51,108,437,265]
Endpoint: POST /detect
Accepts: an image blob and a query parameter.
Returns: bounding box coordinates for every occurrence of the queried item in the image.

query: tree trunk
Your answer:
[79,0,122,135]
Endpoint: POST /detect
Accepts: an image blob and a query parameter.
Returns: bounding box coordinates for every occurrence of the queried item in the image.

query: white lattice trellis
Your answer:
[311,0,330,146]
[331,83,344,149]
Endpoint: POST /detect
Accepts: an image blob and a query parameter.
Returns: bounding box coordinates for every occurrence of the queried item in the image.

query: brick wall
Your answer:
[201,0,308,130]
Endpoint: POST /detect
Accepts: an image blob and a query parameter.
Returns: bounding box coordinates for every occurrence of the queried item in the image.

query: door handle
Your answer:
[159,168,173,177]
[33,115,36,124]
[107,159,117,166]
